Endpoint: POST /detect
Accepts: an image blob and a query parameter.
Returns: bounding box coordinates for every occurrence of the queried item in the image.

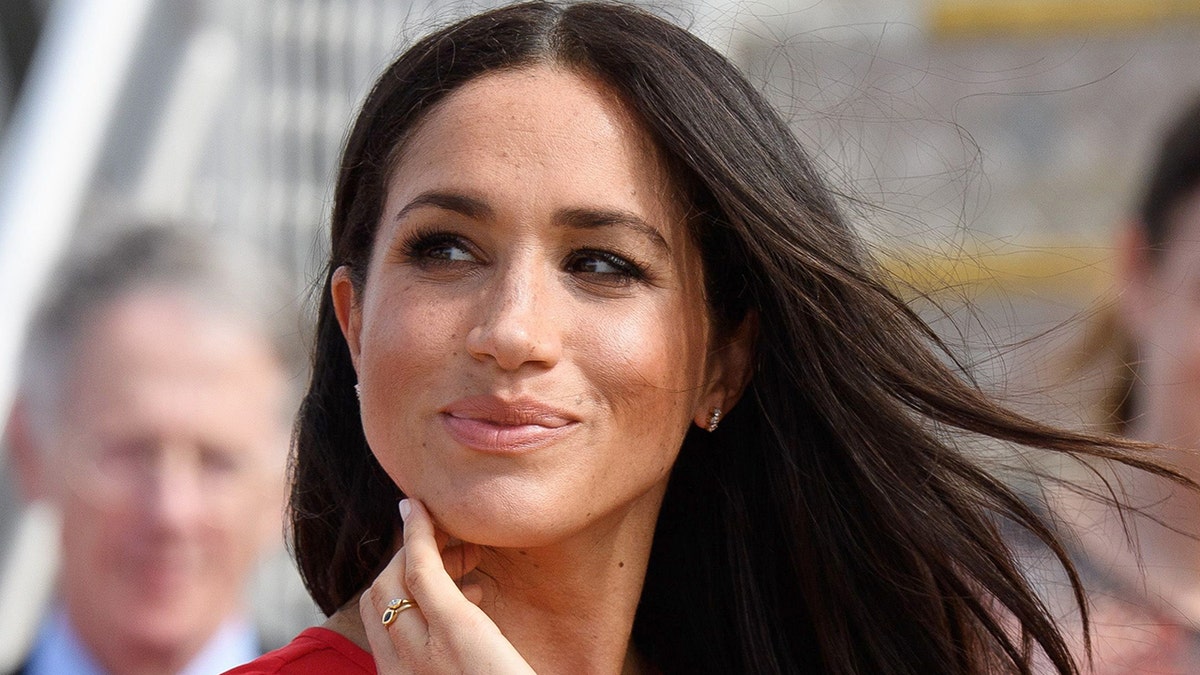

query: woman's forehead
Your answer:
[410,69,650,153]
[384,66,690,233]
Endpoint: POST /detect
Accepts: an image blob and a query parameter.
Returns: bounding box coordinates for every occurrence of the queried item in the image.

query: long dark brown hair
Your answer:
[290,3,1185,672]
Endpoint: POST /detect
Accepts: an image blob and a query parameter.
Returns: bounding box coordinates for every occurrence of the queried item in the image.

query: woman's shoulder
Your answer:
[222,627,376,674]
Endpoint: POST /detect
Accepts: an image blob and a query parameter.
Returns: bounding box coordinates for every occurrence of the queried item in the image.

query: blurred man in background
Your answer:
[3,224,303,675]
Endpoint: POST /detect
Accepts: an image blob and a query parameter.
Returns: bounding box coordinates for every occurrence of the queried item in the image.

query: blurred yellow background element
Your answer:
[931,0,1200,37]
[883,244,1113,295]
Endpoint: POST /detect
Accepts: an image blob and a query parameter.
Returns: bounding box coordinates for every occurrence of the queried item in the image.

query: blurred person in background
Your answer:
[1052,93,1200,671]
[3,224,303,675]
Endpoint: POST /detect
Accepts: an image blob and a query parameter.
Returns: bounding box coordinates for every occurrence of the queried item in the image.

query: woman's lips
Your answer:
[440,396,578,453]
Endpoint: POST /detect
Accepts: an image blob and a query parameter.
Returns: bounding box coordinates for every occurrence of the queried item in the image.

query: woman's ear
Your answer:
[331,266,363,368]
[1116,221,1156,344]
[693,311,757,430]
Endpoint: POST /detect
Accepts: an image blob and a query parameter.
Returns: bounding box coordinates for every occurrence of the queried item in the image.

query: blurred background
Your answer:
[0,0,1198,668]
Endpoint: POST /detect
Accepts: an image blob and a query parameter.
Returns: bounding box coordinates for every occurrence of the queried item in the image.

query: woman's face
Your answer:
[1124,186,1200,450]
[333,67,747,548]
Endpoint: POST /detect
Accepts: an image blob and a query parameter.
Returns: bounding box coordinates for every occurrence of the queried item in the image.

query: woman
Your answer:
[1050,94,1200,670]
[228,3,1185,673]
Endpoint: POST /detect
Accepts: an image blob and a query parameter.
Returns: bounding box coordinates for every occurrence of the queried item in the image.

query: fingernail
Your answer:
[399,499,412,522]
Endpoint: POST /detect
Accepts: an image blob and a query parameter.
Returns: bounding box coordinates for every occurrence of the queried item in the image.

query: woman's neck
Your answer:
[326,499,661,675]
[469,520,655,674]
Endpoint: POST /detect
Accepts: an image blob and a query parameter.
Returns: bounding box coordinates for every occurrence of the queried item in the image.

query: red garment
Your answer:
[222,627,376,674]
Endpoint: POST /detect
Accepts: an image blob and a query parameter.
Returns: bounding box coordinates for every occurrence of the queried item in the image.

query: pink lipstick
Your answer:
[441,395,578,454]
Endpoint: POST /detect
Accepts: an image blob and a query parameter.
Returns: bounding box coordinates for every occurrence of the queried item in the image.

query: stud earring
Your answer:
[354,383,362,401]
[707,407,722,432]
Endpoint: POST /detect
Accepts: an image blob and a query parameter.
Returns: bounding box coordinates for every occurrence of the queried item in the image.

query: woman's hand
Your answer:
[360,498,536,674]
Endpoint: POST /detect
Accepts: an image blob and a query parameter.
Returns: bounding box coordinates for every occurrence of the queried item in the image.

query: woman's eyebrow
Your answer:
[394,190,493,221]
[393,194,672,254]
[556,207,671,255]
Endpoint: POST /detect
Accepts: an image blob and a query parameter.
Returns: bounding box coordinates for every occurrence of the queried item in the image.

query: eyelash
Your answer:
[565,249,648,284]
[400,228,478,266]
[398,228,650,286]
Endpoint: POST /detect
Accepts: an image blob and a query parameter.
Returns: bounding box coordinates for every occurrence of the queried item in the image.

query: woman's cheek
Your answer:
[580,306,703,429]
[360,293,455,440]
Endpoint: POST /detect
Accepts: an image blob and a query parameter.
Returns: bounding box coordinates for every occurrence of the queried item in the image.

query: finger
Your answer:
[359,592,402,668]
[433,527,452,552]
[462,583,484,606]
[360,547,429,661]
[389,526,477,580]
[400,498,476,623]
[441,541,483,580]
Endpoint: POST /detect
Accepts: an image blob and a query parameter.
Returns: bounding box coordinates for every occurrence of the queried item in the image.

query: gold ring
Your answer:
[381,598,417,626]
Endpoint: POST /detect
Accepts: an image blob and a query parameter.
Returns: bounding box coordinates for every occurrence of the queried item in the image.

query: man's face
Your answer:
[40,289,290,661]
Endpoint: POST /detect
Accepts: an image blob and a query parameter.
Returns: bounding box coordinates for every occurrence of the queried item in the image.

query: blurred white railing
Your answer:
[0,0,434,665]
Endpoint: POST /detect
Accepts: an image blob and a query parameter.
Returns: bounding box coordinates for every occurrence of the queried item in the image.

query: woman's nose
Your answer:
[465,264,562,371]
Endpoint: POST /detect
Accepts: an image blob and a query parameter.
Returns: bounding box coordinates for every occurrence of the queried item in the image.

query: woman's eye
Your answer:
[402,231,480,265]
[426,242,476,262]
[566,250,646,285]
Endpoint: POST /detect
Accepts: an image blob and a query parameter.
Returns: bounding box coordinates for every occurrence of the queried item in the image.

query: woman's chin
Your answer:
[426,500,580,550]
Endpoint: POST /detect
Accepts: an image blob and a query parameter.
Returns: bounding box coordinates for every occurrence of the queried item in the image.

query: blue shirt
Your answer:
[25,605,260,675]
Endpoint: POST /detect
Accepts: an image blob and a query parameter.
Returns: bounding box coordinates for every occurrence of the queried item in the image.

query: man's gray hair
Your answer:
[18,222,308,440]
